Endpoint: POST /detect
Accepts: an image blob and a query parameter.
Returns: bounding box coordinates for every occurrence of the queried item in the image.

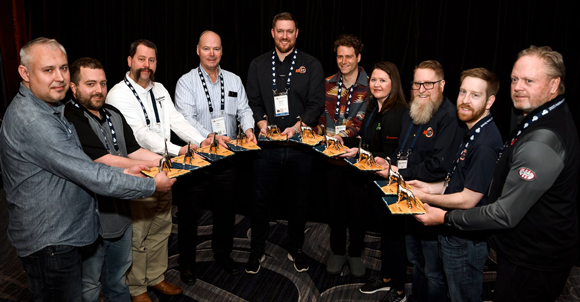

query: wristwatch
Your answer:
[444,210,453,227]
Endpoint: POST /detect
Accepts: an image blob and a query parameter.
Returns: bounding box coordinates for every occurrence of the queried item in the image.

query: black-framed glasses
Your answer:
[411,80,443,90]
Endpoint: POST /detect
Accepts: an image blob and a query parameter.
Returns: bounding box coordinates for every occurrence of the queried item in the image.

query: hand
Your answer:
[201,136,213,148]
[281,127,296,138]
[154,171,176,192]
[124,165,148,178]
[178,145,189,155]
[340,147,358,158]
[215,135,231,148]
[375,156,389,168]
[333,135,344,145]
[415,204,446,226]
[391,165,399,173]
[375,169,390,178]
[257,120,268,136]
[407,180,429,192]
[245,129,257,144]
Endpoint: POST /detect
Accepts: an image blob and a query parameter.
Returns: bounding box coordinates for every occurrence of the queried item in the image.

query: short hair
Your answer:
[272,12,297,29]
[460,67,500,99]
[129,39,158,58]
[414,60,444,80]
[70,57,104,85]
[19,37,67,69]
[369,61,408,114]
[333,34,364,55]
[517,45,565,94]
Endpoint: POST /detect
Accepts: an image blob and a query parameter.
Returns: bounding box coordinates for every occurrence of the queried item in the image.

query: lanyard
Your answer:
[334,69,361,124]
[123,76,161,126]
[198,67,225,113]
[445,115,494,185]
[398,123,423,158]
[272,48,298,95]
[70,99,120,155]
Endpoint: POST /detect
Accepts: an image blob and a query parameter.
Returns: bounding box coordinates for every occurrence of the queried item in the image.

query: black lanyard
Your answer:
[334,69,361,125]
[398,123,423,158]
[71,99,120,155]
[272,48,298,95]
[123,76,161,127]
[198,67,225,113]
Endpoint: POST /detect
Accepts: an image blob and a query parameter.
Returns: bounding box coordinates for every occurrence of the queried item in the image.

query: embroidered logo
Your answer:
[386,136,398,139]
[460,149,467,160]
[296,66,307,73]
[424,127,434,138]
[518,167,536,181]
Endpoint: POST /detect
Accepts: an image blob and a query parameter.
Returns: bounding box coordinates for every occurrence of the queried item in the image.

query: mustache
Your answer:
[136,67,155,82]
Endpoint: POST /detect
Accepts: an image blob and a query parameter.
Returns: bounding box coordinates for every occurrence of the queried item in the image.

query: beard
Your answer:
[75,91,105,112]
[457,104,487,125]
[136,67,155,83]
[409,93,443,125]
[275,39,296,55]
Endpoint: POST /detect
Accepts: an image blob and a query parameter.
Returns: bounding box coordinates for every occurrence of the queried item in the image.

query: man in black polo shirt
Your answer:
[408,68,502,302]
[245,12,325,274]
[65,57,169,301]
[417,46,579,302]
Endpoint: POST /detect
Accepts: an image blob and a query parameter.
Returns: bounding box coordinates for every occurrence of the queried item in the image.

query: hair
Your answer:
[19,37,67,69]
[70,57,104,85]
[460,67,500,99]
[333,34,364,55]
[129,39,158,58]
[414,60,444,80]
[517,45,565,94]
[368,61,408,115]
[272,12,297,29]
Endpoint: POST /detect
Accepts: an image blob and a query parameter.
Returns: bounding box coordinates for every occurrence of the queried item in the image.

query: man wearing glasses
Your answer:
[381,60,463,302]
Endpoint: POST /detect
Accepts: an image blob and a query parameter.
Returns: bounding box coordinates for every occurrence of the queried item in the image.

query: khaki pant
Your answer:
[127,190,172,296]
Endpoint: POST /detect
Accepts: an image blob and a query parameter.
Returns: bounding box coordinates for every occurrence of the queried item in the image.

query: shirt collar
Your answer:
[198,65,223,84]
[328,67,368,87]
[70,97,107,123]
[465,113,493,137]
[18,82,66,114]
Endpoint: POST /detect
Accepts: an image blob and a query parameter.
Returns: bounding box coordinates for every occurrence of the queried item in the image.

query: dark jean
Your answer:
[80,228,133,302]
[251,145,312,251]
[374,198,407,291]
[439,234,488,302]
[19,245,83,302]
[406,220,447,302]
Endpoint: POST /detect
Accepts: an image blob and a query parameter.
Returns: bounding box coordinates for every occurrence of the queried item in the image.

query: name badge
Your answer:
[335,125,346,135]
[274,94,290,117]
[397,156,408,170]
[211,117,227,136]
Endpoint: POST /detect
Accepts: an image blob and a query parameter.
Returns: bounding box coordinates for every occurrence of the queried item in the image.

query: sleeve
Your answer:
[164,91,206,150]
[344,99,366,138]
[300,59,325,126]
[22,117,156,199]
[247,59,267,126]
[449,130,565,230]
[64,106,109,161]
[174,73,213,138]
[463,145,499,193]
[235,78,255,132]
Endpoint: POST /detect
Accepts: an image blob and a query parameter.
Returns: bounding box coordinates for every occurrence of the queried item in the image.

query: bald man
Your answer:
[174,30,255,283]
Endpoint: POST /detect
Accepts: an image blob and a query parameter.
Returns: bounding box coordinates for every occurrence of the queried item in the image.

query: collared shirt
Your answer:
[106,72,206,156]
[64,102,141,239]
[315,67,368,137]
[174,66,254,138]
[0,84,155,257]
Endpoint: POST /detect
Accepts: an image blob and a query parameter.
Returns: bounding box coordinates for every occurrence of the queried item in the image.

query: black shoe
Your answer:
[215,254,240,275]
[287,249,309,272]
[245,249,265,274]
[359,277,391,294]
[380,287,406,302]
[179,266,197,285]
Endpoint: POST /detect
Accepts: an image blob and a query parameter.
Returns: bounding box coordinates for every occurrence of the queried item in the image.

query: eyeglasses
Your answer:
[411,80,443,90]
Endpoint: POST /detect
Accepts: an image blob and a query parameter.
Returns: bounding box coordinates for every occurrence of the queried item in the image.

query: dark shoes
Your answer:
[179,266,197,285]
[288,249,309,272]
[245,249,265,274]
[215,254,240,275]
[151,280,183,295]
[360,277,391,294]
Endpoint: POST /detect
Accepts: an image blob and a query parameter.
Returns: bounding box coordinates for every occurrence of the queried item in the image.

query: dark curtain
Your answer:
[1,0,579,139]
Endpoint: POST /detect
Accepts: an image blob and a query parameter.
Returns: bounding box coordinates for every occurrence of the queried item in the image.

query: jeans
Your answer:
[406,220,447,302]
[439,234,488,302]
[80,228,133,302]
[19,245,82,302]
[251,145,312,251]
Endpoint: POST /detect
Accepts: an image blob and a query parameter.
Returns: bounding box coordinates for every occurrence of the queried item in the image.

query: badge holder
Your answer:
[257,114,288,142]
[312,124,347,157]
[142,139,192,178]
[288,116,325,146]
[227,125,261,152]
[196,132,235,162]
[344,136,384,171]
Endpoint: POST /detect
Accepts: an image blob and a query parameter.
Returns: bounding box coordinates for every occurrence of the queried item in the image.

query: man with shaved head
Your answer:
[174,30,255,283]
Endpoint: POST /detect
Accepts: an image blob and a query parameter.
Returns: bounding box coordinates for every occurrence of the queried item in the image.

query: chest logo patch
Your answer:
[518,167,536,181]
[296,66,307,73]
[423,127,434,138]
[460,149,467,160]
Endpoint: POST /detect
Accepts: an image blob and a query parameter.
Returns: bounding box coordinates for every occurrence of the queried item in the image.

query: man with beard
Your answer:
[107,39,208,301]
[64,57,169,301]
[417,46,579,301]
[245,12,325,274]
[406,68,502,302]
[0,38,173,301]
[377,60,463,302]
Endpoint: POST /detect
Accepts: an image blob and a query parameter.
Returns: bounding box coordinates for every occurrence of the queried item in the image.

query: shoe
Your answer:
[359,277,391,294]
[215,254,240,275]
[131,293,152,302]
[179,266,197,285]
[151,280,182,295]
[380,287,406,302]
[326,253,347,274]
[245,249,265,274]
[287,249,309,272]
[348,256,366,277]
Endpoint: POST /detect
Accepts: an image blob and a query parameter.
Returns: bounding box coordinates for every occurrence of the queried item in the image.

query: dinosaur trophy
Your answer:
[158,138,172,172]
[263,115,282,139]
[183,141,194,165]
[321,124,344,151]
[296,115,315,139]
[356,136,378,166]
[209,132,219,155]
[235,124,247,146]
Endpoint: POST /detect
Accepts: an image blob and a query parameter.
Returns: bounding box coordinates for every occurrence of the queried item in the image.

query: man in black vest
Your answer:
[417,45,580,302]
